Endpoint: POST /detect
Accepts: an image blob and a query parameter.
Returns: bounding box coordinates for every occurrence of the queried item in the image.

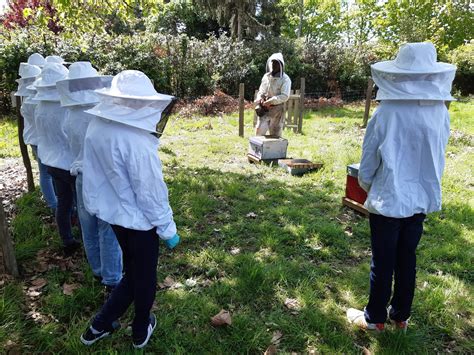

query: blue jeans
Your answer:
[46,166,76,246]
[31,145,57,210]
[92,226,159,340]
[76,174,122,286]
[365,213,425,324]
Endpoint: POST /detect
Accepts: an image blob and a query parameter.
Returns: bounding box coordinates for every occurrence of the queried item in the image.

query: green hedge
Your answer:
[1,27,470,114]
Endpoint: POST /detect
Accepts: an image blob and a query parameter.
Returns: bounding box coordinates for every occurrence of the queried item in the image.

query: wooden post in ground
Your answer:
[0,200,19,277]
[362,78,374,128]
[238,83,245,137]
[15,96,35,192]
[298,78,305,133]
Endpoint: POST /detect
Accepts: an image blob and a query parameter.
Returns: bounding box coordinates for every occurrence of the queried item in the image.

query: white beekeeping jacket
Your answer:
[21,100,38,145]
[255,52,292,105]
[35,101,74,169]
[56,70,113,175]
[82,117,177,240]
[359,100,450,218]
[63,105,95,175]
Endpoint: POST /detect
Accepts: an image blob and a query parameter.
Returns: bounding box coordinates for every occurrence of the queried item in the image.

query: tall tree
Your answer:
[193,0,265,40]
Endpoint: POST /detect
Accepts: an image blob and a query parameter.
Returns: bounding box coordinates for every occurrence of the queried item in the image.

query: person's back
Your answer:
[83,117,172,232]
[360,100,450,218]
[80,70,179,349]
[347,42,456,332]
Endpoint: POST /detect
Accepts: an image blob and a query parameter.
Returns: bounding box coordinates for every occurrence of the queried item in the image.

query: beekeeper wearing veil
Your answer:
[17,53,58,212]
[254,52,291,137]
[346,42,456,332]
[29,62,81,255]
[56,62,122,296]
[79,70,179,349]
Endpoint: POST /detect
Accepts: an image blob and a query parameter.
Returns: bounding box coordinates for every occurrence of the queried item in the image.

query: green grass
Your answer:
[0,115,20,158]
[1,100,473,353]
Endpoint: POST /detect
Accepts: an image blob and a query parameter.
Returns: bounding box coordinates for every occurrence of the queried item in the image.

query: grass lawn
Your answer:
[1,100,473,353]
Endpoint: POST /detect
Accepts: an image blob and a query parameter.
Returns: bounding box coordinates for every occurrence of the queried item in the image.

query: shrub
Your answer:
[449,41,474,96]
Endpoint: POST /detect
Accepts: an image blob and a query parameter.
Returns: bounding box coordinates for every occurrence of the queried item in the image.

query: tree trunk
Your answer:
[297,0,303,37]
[237,7,242,41]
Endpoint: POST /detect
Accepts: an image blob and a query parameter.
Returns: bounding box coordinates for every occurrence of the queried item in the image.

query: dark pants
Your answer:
[364,213,425,324]
[47,166,76,246]
[92,226,159,339]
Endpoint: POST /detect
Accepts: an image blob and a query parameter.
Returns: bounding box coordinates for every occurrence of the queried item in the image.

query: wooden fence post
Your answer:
[0,200,19,277]
[238,83,245,137]
[298,78,305,134]
[362,78,374,128]
[16,96,35,192]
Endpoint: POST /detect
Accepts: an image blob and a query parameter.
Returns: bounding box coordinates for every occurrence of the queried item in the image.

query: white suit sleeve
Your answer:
[127,147,177,240]
[358,115,381,192]
[255,75,269,103]
[265,75,291,105]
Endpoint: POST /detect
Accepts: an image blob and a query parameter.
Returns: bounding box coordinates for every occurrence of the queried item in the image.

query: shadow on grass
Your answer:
[3,164,472,353]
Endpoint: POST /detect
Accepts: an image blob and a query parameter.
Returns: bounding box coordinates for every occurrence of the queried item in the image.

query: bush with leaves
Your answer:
[449,42,474,96]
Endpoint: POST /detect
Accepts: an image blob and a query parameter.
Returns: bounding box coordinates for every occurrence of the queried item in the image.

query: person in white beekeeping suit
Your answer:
[254,52,291,137]
[29,63,81,255]
[15,62,41,152]
[56,62,123,297]
[17,53,58,212]
[346,42,456,332]
[79,70,180,349]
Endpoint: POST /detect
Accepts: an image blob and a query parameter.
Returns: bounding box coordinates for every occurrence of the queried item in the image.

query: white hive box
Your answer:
[248,136,288,161]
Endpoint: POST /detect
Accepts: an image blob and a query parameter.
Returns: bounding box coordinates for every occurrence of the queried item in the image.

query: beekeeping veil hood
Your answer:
[371,42,456,101]
[19,53,46,67]
[46,55,69,65]
[56,62,112,107]
[29,63,69,102]
[15,64,41,97]
[85,70,174,133]
[266,52,285,78]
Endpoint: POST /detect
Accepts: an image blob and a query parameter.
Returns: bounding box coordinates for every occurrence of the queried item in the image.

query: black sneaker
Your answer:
[64,239,81,256]
[132,314,157,349]
[80,321,120,346]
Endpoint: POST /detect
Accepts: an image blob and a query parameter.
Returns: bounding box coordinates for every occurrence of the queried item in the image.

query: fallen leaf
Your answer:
[246,212,257,218]
[284,298,301,311]
[230,247,241,255]
[185,278,197,288]
[264,345,278,355]
[62,283,79,296]
[26,290,41,298]
[158,276,177,289]
[211,309,232,326]
[271,330,283,345]
[201,279,213,287]
[29,278,48,290]
[37,262,49,273]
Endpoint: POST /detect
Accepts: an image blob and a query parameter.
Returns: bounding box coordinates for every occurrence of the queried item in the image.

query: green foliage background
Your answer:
[0,0,473,112]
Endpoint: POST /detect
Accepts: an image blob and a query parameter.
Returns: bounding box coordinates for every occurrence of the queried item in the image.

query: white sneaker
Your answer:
[346,308,385,332]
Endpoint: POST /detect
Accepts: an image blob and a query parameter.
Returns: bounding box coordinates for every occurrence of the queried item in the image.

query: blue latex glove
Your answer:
[165,234,180,249]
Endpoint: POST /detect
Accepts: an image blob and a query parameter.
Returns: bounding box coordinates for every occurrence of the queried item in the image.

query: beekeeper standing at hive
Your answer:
[79,70,179,349]
[346,43,456,332]
[56,62,123,296]
[254,52,291,137]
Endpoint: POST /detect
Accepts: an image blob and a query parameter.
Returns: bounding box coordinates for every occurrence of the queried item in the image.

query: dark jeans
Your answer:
[46,166,76,246]
[365,213,425,324]
[92,226,159,339]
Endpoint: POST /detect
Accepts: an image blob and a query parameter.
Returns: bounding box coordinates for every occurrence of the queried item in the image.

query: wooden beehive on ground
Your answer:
[278,159,323,176]
[342,163,369,216]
